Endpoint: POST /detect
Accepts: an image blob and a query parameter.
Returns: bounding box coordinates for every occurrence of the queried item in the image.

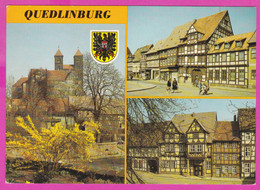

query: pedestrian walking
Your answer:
[166,78,171,93]
[172,78,178,93]
[199,80,202,94]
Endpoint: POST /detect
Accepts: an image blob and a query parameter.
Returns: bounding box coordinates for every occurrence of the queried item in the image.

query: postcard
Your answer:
[0,1,259,190]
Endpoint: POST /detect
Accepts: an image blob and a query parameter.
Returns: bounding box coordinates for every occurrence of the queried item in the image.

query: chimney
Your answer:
[234,115,237,122]
[192,112,195,117]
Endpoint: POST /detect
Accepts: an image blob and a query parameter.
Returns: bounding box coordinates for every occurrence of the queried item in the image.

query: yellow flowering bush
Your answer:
[6,115,101,172]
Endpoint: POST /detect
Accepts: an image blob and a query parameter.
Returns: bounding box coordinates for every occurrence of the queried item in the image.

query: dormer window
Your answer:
[215,45,220,50]
[224,43,230,49]
[236,41,243,47]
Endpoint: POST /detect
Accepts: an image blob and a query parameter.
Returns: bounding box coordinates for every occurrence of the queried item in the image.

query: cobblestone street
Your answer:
[127,79,256,97]
[134,171,254,184]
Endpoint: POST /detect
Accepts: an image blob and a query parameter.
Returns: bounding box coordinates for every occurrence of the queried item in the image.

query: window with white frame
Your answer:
[245,146,251,157]
[224,143,229,148]
[245,132,251,141]
[232,166,237,174]
[244,163,250,173]
[197,144,202,152]
[206,161,211,170]
[216,153,221,160]
[232,154,237,161]
[191,145,196,152]
[224,154,229,160]
[232,143,237,149]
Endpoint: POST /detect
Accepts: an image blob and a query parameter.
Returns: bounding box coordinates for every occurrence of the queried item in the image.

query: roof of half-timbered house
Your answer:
[213,121,240,141]
[208,31,255,54]
[146,38,167,54]
[132,44,153,62]
[248,31,256,44]
[160,20,195,50]
[171,112,217,134]
[193,10,228,42]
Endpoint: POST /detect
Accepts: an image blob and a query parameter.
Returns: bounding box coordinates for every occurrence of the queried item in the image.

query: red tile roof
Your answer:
[55,49,63,56]
[214,121,240,141]
[47,70,69,81]
[12,77,28,87]
[63,65,74,70]
[74,49,83,56]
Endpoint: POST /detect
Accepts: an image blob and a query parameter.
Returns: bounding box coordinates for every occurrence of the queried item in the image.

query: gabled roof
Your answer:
[47,70,69,81]
[213,121,240,141]
[74,49,83,56]
[127,47,132,56]
[146,38,167,54]
[63,64,74,70]
[171,112,217,134]
[208,31,255,53]
[194,10,228,41]
[55,49,63,56]
[132,44,153,62]
[161,20,195,50]
[12,77,28,87]
[248,31,256,44]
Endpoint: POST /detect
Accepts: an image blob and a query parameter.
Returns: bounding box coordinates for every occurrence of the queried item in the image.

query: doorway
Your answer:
[148,160,158,173]
[194,165,202,176]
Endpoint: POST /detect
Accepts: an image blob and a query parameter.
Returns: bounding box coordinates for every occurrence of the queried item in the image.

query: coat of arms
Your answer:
[90,30,119,64]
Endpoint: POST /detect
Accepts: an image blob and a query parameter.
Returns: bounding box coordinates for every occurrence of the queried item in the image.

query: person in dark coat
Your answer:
[166,78,171,93]
[172,78,178,93]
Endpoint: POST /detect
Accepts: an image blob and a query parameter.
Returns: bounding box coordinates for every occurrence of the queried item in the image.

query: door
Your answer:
[194,166,202,176]
[216,168,221,177]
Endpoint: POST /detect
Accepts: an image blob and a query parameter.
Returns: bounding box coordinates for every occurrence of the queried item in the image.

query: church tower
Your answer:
[54,49,63,70]
[74,49,83,71]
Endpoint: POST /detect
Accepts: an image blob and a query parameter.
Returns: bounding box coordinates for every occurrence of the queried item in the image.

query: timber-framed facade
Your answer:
[128,109,255,179]
[127,10,256,88]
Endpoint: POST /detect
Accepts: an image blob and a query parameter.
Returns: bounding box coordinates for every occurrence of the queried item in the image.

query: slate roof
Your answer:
[74,49,83,56]
[12,77,28,87]
[55,49,63,56]
[47,70,70,81]
[213,121,240,141]
[132,44,153,62]
[208,31,255,54]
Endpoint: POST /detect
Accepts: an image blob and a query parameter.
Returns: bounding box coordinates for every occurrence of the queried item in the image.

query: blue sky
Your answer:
[168,99,256,121]
[128,6,256,54]
[6,24,125,81]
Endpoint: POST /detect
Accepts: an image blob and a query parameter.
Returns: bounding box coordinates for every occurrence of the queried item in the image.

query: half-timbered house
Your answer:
[131,44,153,79]
[207,31,256,88]
[145,39,166,80]
[238,108,256,178]
[177,10,233,83]
[212,120,241,178]
[127,47,135,79]
[128,109,256,179]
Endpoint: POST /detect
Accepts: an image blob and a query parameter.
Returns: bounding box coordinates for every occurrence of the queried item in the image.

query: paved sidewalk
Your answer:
[127,79,256,97]
[134,171,254,184]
